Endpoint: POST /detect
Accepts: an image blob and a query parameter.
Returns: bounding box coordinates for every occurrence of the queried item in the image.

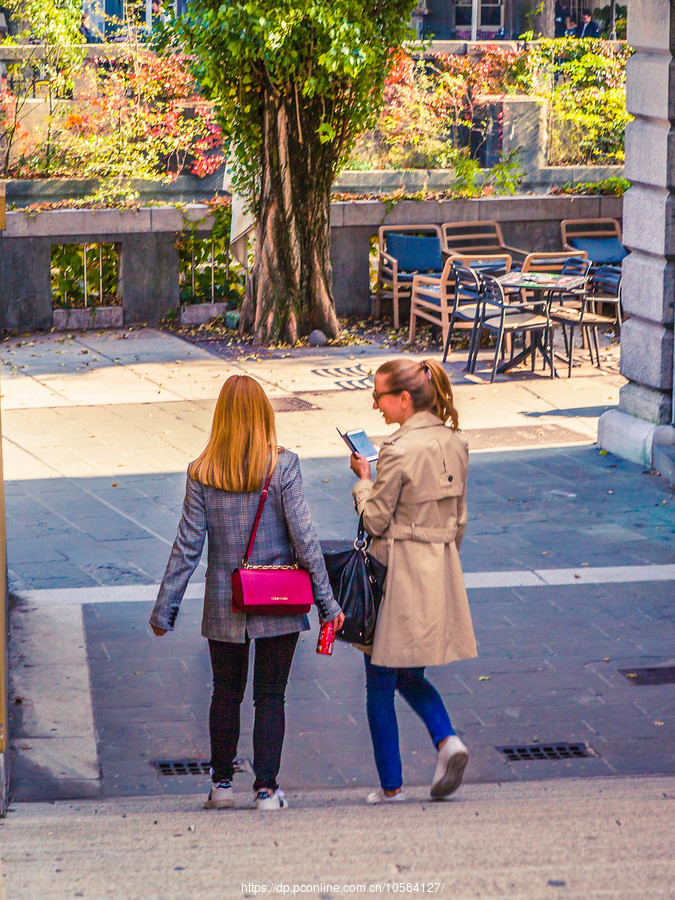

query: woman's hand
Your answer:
[349,452,372,481]
[150,623,167,637]
[332,612,346,632]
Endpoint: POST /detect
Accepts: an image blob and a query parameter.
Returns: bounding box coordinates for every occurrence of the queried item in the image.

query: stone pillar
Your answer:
[118,233,180,326]
[0,238,52,331]
[501,96,547,176]
[598,0,675,474]
[0,390,7,815]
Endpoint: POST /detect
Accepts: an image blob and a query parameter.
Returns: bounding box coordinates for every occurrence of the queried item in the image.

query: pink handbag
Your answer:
[231,474,314,615]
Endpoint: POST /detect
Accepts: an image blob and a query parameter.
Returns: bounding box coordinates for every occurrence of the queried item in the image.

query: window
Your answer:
[480,0,502,27]
[454,0,503,31]
[456,0,472,27]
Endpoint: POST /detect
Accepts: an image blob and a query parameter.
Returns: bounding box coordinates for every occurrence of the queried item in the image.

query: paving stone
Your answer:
[5,330,674,803]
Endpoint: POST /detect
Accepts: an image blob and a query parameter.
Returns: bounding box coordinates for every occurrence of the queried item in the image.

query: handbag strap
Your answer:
[242,473,273,564]
[355,512,371,551]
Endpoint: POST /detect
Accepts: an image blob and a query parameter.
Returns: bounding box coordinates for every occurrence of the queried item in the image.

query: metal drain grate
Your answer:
[151,757,252,776]
[619,666,675,686]
[270,396,319,413]
[498,742,596,762]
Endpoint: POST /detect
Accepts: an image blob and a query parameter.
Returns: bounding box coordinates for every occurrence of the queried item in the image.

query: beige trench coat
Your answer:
[352,411,477,668]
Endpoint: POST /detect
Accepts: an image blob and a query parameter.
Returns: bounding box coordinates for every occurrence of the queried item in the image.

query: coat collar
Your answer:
[396,410,445,434]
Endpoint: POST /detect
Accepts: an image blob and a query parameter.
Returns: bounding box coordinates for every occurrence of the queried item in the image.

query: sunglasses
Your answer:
[372,389,402,402]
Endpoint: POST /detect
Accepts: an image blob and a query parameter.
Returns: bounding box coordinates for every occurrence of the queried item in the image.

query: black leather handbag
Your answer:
[323,515,387,645]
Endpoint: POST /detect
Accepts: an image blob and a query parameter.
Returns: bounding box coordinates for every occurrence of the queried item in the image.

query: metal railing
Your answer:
[51,243,119,309]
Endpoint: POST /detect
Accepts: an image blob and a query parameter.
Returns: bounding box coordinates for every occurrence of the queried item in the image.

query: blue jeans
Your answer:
[364,655,455,791]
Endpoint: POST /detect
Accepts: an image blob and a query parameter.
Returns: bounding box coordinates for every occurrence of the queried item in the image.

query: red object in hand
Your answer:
[316,621,335,655]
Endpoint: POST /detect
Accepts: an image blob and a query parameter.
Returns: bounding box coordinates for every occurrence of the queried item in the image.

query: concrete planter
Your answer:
[52,306,123,331]
[0,206,192,331]
[180,302,228,325]
[333,165,625,196]
[4,170,229,209]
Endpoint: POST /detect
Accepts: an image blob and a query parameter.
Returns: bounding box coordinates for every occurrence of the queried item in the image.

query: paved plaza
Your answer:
[0,327,673,898]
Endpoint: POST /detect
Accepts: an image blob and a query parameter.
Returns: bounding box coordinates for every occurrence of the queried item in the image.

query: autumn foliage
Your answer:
[2,51,224,181]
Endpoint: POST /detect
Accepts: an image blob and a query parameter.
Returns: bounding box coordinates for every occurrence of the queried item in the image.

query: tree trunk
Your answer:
[239,89,340,345]
[524,0,555,38]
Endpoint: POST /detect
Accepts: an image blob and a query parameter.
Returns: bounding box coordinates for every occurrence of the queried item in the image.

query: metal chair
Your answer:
[441,263,484,365]
[585,264,623,360]
[548,259,621,376]
[470,275,552,382]
[409,251,511,350]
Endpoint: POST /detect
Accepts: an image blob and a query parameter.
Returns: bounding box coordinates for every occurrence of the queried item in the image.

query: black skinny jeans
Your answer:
[208,631,299,791]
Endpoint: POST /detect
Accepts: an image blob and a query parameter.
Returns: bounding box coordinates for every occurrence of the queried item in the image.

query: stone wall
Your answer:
[330,194,623,315]
[0,206,210,331]
[0,195,623,331]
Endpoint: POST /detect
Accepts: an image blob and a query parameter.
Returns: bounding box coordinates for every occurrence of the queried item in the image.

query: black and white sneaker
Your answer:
[204,780,235,809]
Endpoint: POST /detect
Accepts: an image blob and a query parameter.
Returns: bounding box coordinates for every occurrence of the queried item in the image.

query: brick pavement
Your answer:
[2,329,673,803]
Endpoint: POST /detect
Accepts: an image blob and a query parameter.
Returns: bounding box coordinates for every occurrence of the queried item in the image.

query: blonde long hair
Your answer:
[189,375,278,492]
[376,359,459,430]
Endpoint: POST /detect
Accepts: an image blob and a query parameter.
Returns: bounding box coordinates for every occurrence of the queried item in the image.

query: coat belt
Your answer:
[384,523,457,543]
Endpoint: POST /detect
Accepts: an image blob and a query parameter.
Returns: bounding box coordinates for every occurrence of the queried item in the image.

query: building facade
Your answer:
[415,1,619,41]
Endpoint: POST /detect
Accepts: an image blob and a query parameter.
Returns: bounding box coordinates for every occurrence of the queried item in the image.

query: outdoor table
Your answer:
[498,271,587,293]
[493,271,587,375]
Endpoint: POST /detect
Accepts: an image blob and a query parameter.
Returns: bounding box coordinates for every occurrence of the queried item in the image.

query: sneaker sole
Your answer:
[430,750,468,799]
[255,800,288,810]
[366,796,405,805]
[204,798,235,809]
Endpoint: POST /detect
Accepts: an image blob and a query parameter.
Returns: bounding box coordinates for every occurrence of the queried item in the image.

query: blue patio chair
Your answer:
[375,225,443,328]
[561,218,628,266]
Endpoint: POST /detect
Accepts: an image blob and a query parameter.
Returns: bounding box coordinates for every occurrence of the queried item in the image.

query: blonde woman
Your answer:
[349,359,477,803]
[150,375,343,811]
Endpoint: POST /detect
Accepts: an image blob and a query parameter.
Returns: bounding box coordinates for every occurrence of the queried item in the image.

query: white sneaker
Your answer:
[255,788,288,810]
[204,780,235,809]
[430,735,468,799]
[366,789,405,805]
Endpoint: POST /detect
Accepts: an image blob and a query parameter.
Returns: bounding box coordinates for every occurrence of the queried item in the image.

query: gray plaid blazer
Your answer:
[150,450,340,642]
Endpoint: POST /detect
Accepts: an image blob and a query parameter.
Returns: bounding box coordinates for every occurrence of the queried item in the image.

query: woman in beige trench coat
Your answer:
[349,358,477,804]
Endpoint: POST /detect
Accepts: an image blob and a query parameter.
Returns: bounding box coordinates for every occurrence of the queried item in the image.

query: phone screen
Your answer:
[346,429,378,461]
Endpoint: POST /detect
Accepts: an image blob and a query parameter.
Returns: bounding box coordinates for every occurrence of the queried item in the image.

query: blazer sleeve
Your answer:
[280,454,341,622]
[352,442,403,537]
[150,474,206,632]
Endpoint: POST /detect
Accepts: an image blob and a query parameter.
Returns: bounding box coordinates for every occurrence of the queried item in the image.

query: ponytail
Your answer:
[422,359,459,430]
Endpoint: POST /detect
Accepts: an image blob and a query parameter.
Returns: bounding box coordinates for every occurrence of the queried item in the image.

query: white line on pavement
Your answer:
[467,564,675,587]
[17,564,675,606]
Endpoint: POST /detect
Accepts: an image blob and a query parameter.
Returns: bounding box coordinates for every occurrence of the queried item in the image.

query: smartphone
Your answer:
[337,427,379,462]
